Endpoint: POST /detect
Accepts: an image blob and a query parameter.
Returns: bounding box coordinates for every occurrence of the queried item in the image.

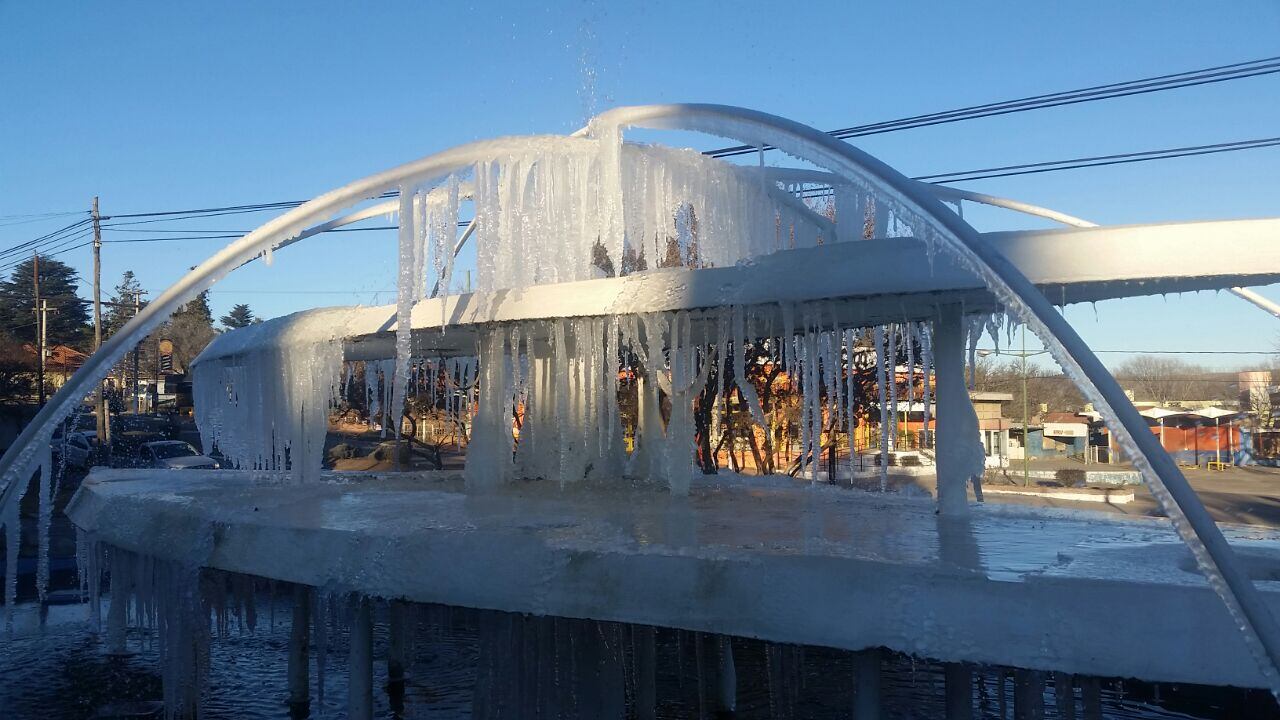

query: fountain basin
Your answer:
[66,468,1280,689]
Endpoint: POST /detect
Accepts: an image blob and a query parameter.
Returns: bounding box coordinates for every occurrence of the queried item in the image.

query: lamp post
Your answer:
[1217,416,1222,465]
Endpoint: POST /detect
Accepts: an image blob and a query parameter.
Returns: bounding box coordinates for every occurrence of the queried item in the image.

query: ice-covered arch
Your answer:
[3,104,1279,694]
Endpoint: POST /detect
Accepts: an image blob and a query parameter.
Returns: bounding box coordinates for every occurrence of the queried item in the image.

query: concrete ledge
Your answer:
[983,485,1136,504]
[66,469,1280,689]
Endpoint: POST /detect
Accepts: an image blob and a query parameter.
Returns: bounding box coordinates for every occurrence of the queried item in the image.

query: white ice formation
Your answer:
[1,103,1278,701]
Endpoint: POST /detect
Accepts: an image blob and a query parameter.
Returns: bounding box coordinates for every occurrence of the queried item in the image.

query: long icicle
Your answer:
[873,326,890,491]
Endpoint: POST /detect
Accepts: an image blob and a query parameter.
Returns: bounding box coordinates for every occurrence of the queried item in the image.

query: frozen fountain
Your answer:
[6,104,1280,718]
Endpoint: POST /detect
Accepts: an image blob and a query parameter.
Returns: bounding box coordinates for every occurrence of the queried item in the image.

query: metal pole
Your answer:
[131,292,140,414]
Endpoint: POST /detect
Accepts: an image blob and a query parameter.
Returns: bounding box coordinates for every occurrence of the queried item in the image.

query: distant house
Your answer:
[970,392,1013,466]
[894,390,1014,467]
[21,343,88,390]
[1011,411,1089,460]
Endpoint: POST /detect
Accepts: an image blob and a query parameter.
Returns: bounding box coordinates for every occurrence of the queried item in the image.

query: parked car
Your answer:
[137,441,220,470]
[51,431,94,470]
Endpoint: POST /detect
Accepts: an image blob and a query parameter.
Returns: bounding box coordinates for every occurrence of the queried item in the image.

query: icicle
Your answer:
[732,306,767,428]
[905,323,916,448]
[35,442,52,605]
[921,324,934,451]
[967,316,981,390]
[843,328,858,462]
[887,325,898,452]
[192,312,345,481]
[4,496,17,629]
[873,326,890,491]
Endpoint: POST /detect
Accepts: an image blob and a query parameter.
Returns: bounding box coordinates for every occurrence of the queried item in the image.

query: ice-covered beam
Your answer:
[195,217,1280,367]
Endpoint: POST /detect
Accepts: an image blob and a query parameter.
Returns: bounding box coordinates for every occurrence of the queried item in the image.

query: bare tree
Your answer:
[1111,356,1231,406]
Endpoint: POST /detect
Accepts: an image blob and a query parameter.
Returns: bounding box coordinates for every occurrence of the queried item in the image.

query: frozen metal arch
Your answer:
[0,134,574,512]
[1,104,1276,691]
[585,103,1280,691]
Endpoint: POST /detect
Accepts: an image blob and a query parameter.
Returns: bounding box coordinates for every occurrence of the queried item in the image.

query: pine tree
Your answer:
[161,291,216,372]
[220,303,256,330]
[0,256,90,346]
[105,270,146,337]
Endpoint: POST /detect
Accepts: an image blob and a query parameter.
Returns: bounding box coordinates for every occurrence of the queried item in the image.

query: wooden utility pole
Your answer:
[33,253,44,406]
[38,300,49,400]
[92,197,110,449]
[131,291,141,414]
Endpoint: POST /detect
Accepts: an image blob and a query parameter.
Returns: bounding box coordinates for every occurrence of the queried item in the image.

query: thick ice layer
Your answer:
[193,310,347,482]
[460,303,944,495]
[472,140,837,291]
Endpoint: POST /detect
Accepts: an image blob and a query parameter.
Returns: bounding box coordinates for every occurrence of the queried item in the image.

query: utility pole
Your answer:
[38,300,49,405]
[131,291,141,414]
[33,253,44,406]
[92,197,110,452]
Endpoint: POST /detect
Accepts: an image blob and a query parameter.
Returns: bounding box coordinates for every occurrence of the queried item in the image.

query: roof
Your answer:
[22,344,88,367]
[1042,412,1087,424]
[1139,407,1188,420]
[969,391,1014,402]
[1192,407,1240,419]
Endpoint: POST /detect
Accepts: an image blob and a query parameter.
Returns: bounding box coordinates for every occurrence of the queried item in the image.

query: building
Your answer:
[971,391,1013,466]
[20,343,88,391]
[1010,411,1090,460]
[894,390,1014,467]
[1089,406,1245,466]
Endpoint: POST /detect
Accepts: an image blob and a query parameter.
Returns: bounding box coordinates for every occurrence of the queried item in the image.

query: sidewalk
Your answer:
[989,464,1280,527]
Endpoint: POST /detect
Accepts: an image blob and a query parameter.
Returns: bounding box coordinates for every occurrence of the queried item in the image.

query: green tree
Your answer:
[161,291,217,372]
[0,332,37,404]
[104,270,146,337]
[0,256,90,347]
[220,303,256,330]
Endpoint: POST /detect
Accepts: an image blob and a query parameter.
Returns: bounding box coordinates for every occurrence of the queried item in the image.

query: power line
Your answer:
[3,128,1277,261]
[100,226,399,244]
[0,241,93,275]
[915,136,1280,184]
[3,57,1276,262]
[102,226,398,234]
[774,134,1280,199]
[67,55,1280,234]
[0,212,89,229]
[100,190,399,222]
[705,54,1280,158]
[0,229,94,274]
[0,218,92,262]
[0,211,84,220]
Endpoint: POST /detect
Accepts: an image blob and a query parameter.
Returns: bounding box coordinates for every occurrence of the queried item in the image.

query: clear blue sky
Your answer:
[2,2,1278,371]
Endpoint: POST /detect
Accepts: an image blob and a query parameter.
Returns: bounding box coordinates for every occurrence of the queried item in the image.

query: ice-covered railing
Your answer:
[3,104,1279,698]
